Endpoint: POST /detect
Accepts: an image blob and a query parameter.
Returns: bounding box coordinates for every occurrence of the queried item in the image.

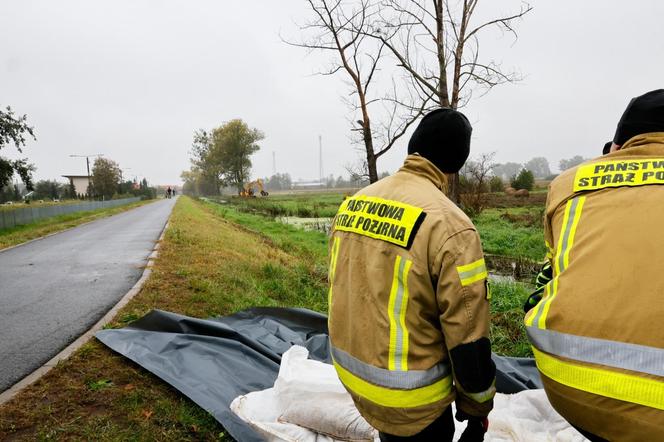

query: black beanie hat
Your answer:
[613,89,664,145]
[602,141,612,155]
[408,108,472,173]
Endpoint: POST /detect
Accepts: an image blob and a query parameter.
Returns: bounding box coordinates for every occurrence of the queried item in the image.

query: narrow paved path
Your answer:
[0,197,176,392]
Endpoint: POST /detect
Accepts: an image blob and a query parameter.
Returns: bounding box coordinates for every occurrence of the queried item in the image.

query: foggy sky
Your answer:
[1,1,663,186]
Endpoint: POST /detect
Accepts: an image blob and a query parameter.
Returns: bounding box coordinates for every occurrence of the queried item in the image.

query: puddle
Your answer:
[277,216,333,234]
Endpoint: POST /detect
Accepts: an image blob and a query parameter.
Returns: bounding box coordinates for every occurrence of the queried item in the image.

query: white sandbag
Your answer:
[231,345,588,442]
[275,346,376,441]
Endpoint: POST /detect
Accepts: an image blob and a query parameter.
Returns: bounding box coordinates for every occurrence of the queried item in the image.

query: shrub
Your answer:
[511,169,534,191]
[489,176,504,192]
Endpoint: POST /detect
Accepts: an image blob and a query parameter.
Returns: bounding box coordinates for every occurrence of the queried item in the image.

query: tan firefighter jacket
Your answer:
[328,154,496,436]
[525,133,664,441]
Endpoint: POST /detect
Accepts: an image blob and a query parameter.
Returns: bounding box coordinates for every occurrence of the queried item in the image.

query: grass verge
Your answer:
[0,200,153,251]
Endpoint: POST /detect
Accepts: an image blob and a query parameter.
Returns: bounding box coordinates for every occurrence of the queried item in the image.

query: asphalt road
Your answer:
[0,197,176,392]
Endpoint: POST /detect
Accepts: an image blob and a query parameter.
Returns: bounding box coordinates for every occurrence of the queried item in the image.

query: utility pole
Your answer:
[69,153,103,198]
[319,135,324,186]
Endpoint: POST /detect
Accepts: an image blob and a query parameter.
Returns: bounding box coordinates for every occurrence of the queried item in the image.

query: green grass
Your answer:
[490,281,532,357]
[0,200,152,250]
[214,192,345,218]
[204,199,330,266]
[472,206,547,261]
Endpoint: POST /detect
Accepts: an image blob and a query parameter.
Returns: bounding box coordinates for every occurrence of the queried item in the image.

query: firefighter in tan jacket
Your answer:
[525,89,664,441]
[328,109,496,441]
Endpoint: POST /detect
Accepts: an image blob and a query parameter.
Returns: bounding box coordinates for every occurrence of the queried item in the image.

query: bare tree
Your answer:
[369,0,532,202]
[459,151,495,215]
[286,0,427,183]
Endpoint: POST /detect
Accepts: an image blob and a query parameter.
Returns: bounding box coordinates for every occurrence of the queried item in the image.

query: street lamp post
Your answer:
[69,154,103,198]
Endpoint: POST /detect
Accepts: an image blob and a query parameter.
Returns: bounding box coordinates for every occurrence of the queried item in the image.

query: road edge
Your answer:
[0,216,171,407]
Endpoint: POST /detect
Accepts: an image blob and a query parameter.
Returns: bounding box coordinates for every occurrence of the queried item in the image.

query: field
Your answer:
[0,191,545,440]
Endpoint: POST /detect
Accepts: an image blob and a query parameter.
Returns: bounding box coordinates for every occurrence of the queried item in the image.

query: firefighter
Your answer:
[328,108,496,441]
[525,89,664,441]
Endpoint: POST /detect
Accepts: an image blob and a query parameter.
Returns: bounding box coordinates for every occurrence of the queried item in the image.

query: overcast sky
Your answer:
[1,1,663,186]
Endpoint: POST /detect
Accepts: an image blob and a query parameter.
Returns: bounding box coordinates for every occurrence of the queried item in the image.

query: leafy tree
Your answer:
[34,180,64,200]
[559,155,586,171]
[190,130,222,194]
[524,157,551,178]
[491,162,522,181]
[213,120,263,192]
[188,120,264,194]
[181,168,220,196]
[91,157,121,199]
[511,168,534,191]
[0,106,36,190]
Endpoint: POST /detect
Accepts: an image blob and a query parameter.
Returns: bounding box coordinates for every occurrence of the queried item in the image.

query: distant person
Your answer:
[524,89,664,441]
[328,109,495,441]
[167,187,172,199]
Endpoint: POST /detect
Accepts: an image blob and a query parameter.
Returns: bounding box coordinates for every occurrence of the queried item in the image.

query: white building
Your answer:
[62,175,90,197]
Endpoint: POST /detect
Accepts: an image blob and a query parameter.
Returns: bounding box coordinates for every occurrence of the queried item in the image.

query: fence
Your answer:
[0,197,141,230]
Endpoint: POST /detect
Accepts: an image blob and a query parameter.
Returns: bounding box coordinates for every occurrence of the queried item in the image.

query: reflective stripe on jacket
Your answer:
[328,154,495,436]
[525,133,664,441]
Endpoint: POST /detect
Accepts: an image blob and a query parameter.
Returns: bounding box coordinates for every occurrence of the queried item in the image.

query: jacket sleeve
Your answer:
[435,229,496,418]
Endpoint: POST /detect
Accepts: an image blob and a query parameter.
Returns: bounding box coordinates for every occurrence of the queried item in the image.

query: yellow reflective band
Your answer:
[563,197,585,270]
[539,197,585,329]
[525,281,549,327]
[333,361,453,408]
[388,256,412,371]
[333,195,424,248]
[553,200,573,275]
[327,237,341,313]
[533,347,664,411]
[574,158,664,192]
[456,258,488,287]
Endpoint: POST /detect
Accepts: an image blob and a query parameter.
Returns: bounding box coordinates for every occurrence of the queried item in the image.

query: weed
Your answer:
[87,379,114,391]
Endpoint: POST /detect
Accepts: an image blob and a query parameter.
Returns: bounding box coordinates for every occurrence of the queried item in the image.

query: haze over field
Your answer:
[1,0,663,185]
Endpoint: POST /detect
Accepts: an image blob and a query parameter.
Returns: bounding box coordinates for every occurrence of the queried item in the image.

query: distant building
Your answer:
[62,175,90,197]
[292,181,325,190]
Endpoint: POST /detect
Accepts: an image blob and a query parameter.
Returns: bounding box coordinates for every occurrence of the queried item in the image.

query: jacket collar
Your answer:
[398,154,448,191]
[622,132,664,150]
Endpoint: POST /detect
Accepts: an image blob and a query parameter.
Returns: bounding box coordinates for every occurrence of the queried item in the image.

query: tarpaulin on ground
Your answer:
[96,307,542,442]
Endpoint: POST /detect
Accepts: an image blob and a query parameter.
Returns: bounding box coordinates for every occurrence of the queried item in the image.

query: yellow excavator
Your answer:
[240,179,269,197]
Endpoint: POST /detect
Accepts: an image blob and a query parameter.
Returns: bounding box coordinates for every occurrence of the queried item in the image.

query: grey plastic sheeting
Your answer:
[96,308,542,442]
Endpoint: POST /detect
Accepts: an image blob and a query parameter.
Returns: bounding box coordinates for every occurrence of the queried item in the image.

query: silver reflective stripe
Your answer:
[458,264,487,281]
[392,256,408,371]
[331,345,451,390]
[527,326,664,378]
[462,381,496,404]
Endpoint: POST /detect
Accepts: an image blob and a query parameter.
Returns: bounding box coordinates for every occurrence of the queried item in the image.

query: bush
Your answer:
[489,176,504,192]
[511,169,534,191]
